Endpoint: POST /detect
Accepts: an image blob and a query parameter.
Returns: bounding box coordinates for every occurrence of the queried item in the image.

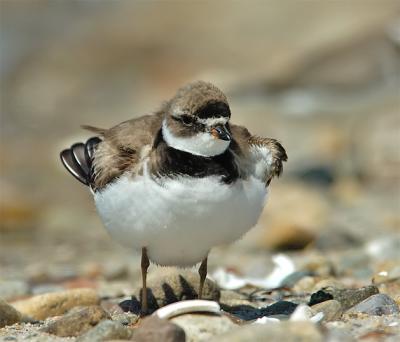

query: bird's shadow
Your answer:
[118,275,201,315]
[118,274,292,321]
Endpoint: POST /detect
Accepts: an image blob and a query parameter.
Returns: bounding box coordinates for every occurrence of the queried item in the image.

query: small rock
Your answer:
[0,299,22,327]
[40,305,110,337]
[309,285,379,310]
[312,278,346,292]
[133,316,185,342]
[0,280,30,301]
[260,224,316,251]
[256,182,329,251]
[215,321,323,341]
[347,294,399,316]
[292,276,318,293]
[77,320,133,342]
[219,290,254,307]
[301,256,335,277]
[12,288,100,320]
[311,300,342,321]
[171,313,236,341]
[123,269,220,314]
[372,265,400,284]
[111,312,139,326]
[290,304,319,322]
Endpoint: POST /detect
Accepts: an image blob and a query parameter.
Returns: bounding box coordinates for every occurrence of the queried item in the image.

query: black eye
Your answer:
[181,115,193,126]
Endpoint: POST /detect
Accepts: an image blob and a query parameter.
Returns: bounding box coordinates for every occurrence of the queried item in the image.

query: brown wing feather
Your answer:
[60,137,101,186]
[81,125,107,136]
[249,135,288,179]
[91,112,164,190]
[229,123,287,185]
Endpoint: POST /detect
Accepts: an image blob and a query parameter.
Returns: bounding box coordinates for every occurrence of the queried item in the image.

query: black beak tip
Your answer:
[215,126,231,141]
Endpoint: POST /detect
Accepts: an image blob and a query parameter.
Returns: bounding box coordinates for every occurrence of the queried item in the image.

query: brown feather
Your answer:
[81,125,107,135]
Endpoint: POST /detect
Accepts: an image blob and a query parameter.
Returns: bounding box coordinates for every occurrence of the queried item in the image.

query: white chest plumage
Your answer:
[94,171,267,267]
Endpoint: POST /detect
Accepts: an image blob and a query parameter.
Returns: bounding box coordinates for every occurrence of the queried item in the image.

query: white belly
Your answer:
[94,173,267,267]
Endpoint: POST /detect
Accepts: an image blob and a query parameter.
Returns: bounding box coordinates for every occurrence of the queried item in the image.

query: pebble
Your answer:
[292,276,318,293]
[301,256,335,277]
[133,316,185,342]
[310,300,342,321]
[372,265,400,284]
[347,294,399,316]
[76,320,133,342]
[0,299,22,328]
[111,312,139,326]
[214,321,323,341]
[0,280,29,301]
[40,305,110,337]
[12,288,100,320]
[309,285,379,310]
[219,290,255,308]
[171,313,237,341]
[312,279,345,292]
[125,269,220,314]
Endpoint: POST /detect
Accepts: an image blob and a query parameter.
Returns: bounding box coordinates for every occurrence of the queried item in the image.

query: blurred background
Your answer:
[1,1,399,295]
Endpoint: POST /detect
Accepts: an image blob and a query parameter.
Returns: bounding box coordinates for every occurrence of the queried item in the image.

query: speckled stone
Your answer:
[12,288,100,320]
[77,320,133,341]
[40,305,110,337]
[347,294,399,316]
[0,299,22,328]
[171,313,236,342]
[309,285,379,310]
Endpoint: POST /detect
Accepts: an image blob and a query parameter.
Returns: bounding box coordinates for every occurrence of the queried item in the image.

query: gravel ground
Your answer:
[1,2,399,341]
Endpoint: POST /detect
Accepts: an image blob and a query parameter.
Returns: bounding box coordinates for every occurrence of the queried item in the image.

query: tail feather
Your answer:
[81,125,106,135]
[71,143,89,174]
[60,137,101,186]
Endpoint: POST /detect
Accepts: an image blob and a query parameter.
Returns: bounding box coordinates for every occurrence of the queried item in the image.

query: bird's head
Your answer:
[162,81,232,157]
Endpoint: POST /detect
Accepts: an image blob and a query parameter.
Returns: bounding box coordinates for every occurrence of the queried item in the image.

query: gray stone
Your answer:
[347,294,399,316]
[171,313,236,341]
[214,321,323,342]
[311,300,342,321]
[0,299,22,328]
[77,320,133,341]
[133,316,185,342]
[40,305,110,337]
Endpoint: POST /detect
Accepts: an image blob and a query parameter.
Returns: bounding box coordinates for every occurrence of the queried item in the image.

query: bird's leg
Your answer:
[198,256,208,299]
[140,247,150,315]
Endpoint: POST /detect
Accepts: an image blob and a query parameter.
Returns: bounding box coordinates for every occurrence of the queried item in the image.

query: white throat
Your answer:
[162,119,230,157]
